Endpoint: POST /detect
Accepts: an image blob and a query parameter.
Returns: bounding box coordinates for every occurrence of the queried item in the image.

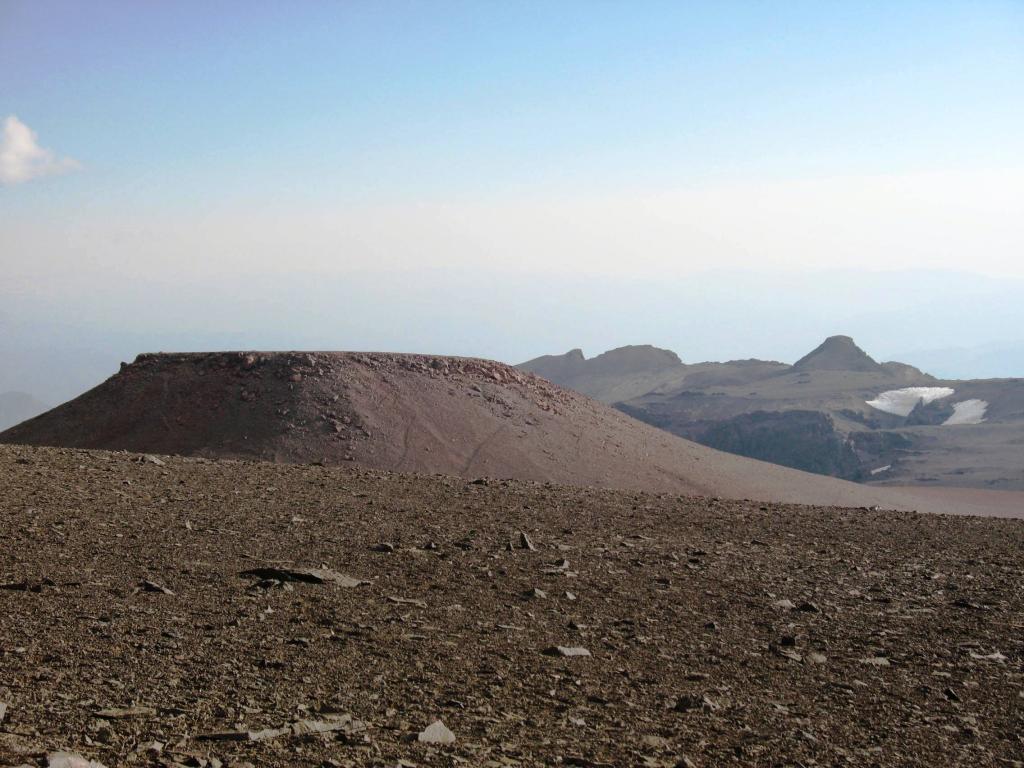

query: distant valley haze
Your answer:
[3,268,1024,407]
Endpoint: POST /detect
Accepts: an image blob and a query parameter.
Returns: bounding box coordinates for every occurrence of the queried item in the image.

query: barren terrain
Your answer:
[520,339,1024,491]
[1,444,1022,767]
[4,351,1022,518]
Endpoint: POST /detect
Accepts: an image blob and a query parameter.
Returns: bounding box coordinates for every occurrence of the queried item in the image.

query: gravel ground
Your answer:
[1,444,1022,767]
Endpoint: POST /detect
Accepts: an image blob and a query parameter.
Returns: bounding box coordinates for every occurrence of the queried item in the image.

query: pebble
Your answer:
[860,656,891,667]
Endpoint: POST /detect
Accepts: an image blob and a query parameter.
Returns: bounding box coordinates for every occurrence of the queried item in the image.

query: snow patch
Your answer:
[943,399,988,426]
[866,387,954,417]
[870,464,892,476]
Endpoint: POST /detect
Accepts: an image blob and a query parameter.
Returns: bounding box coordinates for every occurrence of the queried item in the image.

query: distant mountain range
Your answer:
[519,337,1024,490]
[0,391,50,432]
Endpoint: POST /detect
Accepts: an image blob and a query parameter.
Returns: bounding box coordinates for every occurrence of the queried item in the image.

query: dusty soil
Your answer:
[1,444,1022,767]
[3,351,1020,518]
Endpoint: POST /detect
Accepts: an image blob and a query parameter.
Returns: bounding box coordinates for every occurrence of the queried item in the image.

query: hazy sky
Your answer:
[2,1,1023,401]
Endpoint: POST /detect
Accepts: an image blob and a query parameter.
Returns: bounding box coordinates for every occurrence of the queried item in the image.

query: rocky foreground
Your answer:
[1,445,1022,767]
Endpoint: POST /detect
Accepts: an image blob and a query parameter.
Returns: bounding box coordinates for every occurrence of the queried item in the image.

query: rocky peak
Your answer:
[793,336,882,373]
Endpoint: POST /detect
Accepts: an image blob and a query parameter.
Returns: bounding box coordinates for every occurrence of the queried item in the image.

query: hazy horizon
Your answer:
[3,2,1022,402]
[4,266,1024,405]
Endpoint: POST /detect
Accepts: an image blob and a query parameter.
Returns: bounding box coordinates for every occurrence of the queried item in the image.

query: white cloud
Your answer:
[0,115,80,185]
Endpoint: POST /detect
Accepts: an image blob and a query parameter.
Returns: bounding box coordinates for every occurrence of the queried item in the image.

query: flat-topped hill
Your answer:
[0,349,978,513]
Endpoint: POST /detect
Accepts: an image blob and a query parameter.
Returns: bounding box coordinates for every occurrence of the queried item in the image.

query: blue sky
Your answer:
[1,1,1023,399]
[4,1,1022,206]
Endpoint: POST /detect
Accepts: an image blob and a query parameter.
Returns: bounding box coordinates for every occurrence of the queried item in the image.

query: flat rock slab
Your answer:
[48,754,107,768]
[970,651,1008,662]
[387,595,427,608]
[290,714,365,737]
[95,705,156,719]
[239,566,367,587]
[197,714,364,743]
[545,645,592,657]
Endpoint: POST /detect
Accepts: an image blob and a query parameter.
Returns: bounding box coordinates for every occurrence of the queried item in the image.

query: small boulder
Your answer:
[417,720,456,744]
[239,566,366,588]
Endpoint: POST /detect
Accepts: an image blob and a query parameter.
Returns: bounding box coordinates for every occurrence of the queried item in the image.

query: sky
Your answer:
[2,1,1023,402]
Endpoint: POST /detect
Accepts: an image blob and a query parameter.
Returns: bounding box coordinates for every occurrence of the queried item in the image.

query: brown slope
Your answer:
[0,350,1011,515]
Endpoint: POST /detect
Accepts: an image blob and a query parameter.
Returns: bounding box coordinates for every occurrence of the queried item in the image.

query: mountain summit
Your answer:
[792,335,883,373]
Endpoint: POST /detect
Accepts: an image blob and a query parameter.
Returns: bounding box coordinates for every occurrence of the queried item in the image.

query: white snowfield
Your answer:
[866,387,955,417]
[944,399,988,426]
